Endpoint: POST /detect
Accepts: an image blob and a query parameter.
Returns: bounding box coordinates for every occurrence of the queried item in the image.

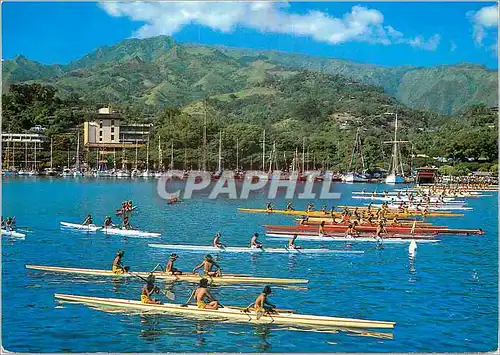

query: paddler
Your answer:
[194,278,220,309]
[212,232,226,248]
[319,221,326,236]
[345,223,358,238]
[141,274,162,304]
[391,215,402,227]
[103,216,115,228]
[299,216,309,225]
[285,201,294,211]
[5,217,15,231]
[127,200,133,211]
[250,232,264,249]
[320,205,327,214]
[253,286,276,313]
[193,254,222,277]
[288,234,302,249]
[165,253,182,275]
[82,215,93,225]
[122,216,133,230]
[375,221,387,239]
[265,201,273,213]
[306,203,315,212]
[112,250,130,274]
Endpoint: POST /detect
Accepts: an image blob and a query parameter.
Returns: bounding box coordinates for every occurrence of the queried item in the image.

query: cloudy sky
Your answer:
[2,2,498,67]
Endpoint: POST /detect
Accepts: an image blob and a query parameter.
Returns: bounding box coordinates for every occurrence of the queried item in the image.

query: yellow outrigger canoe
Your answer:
[238,208,463,218]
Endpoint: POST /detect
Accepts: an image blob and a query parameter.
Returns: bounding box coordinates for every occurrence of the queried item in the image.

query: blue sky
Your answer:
[2,2,498,68]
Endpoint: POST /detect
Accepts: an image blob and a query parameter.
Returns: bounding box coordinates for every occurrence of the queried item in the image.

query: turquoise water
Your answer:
[2,177,498,352]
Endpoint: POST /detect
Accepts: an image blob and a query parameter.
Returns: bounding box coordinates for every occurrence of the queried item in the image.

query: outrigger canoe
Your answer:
[1,229,26,238]
[25,265,308,285]
[265,233,440,243]
[54,293,395,329]
[237,208,463,218]
[101,227,161,238]
[148,244,364,254]
[60,222,101,231]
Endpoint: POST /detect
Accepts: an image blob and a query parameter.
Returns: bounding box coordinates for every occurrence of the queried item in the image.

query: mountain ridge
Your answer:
[2,35,497,114]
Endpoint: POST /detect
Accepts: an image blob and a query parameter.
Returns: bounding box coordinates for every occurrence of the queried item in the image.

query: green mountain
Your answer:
[2,35,498,115]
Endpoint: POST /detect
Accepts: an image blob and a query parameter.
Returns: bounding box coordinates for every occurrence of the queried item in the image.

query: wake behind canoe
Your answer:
[54,293,395,329]
[148,244,364,254]
[25,265,309,284]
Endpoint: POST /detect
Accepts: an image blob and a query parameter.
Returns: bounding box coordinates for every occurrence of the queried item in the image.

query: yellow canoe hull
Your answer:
[25,265,308,285]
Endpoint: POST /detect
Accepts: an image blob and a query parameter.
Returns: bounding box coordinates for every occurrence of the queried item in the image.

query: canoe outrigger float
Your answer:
[237,208,463,218]
[25,265,308,285]
[54,293,395,329]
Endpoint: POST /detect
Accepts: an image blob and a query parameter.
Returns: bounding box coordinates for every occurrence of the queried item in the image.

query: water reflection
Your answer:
[139,314,162,342]
[252,324,272,352]
[194,321,207,348]
[287,254,298,270]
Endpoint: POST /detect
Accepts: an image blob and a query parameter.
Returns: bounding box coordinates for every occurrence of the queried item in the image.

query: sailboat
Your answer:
[384,113,408,184]
[73,132,84,177]
[142,137,153,178]
[116,136,131,178]
[131,140,139,177]
[342,128,368,183]
[45,138,57,176]
[154,135,163,178]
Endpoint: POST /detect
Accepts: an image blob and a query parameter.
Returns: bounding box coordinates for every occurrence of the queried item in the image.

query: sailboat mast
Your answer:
[135,139,138,170]
[158,135,162,170]
[392,113,399,175]
[170,141,174,170]
[145,138,149,172]
[34,141,37,171]
[236,137,239,172]
[113,148,116,169]
[202,100,207,172]
[76,132,80,170]
[25,141,28,169]
[12,141,15,169]
[262,129,266,171]
[218,131,222,172]
[121,135,125,170]
[50,138,53,170]
[301,138,305,173]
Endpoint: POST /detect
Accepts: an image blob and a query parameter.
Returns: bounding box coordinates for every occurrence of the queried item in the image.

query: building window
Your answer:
[99,137,102,142]
[111,135,115,141]
[99,131,103,136]
[111,127,114,133]
[111,120,115,126]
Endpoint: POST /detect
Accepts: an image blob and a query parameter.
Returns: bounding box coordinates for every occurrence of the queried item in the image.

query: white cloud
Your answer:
[99,2,440,51]
[467,4,498,54]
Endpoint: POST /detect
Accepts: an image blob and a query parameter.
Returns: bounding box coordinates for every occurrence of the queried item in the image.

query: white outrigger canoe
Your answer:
[101,227,161,238]
[54,293,395,329]
[60,222,101,231]
[1,229,26,238]
[265,233,440,243]
[25,265,308,285]
[148,244,364,254]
